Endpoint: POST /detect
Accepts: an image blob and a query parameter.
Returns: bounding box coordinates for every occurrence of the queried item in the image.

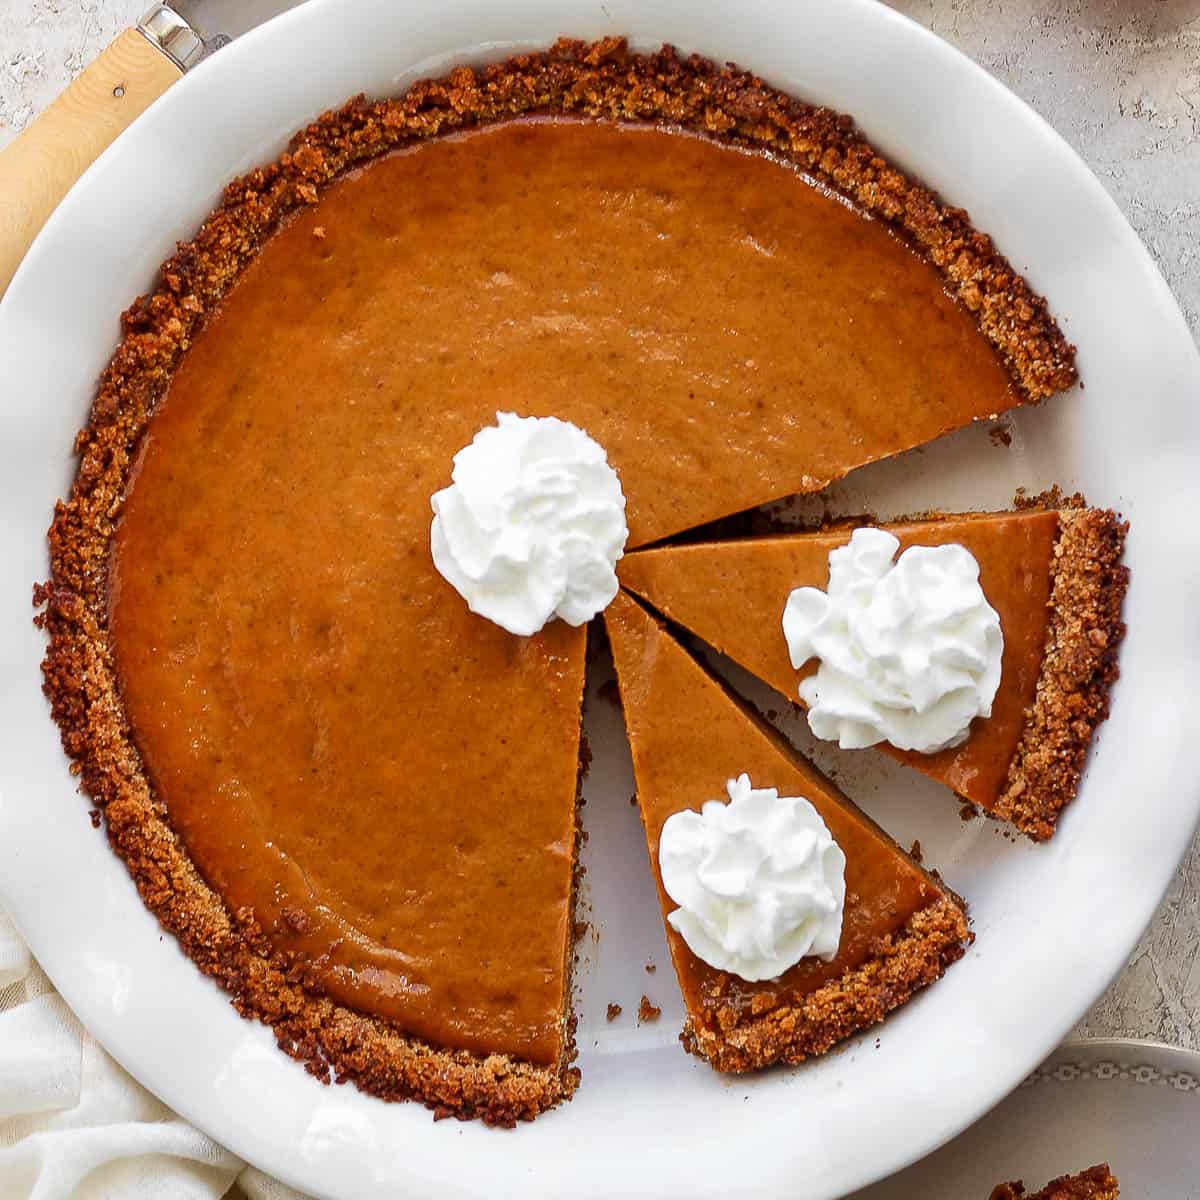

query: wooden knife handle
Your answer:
[0,27,182,297]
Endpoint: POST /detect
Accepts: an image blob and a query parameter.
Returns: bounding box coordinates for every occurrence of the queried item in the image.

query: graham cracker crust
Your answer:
[995,507,1130,840]
[990,1164,1120,1199]
[683,895,970,1073]
[35,37,1078,1120]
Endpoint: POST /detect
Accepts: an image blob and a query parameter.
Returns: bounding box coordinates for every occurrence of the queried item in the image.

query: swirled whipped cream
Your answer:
[658,774,847,982]
[430,412,628,636]
[782,528,1003,755]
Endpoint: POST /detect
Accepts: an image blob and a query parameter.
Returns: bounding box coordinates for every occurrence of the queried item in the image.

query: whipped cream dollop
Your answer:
[782,528,1004,755]
[430,412,628,636]
[658,774,847,982]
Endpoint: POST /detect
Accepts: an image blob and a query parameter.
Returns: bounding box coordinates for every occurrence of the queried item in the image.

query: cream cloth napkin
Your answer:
[0,910,309,1200]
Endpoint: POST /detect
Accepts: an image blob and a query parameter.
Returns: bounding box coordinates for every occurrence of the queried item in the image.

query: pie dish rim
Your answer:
[1,2,1198,1197]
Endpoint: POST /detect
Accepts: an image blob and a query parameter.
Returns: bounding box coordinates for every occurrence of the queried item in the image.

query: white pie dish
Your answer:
[1,1,1199,1198]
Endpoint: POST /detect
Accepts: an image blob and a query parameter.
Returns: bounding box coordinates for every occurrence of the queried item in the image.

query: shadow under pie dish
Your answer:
[34,37,1122,1125]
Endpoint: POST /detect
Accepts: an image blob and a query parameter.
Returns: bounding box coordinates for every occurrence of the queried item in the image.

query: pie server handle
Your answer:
[0,5,205,299]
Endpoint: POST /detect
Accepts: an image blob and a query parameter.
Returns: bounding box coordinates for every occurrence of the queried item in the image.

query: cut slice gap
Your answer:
[603,589,971,1073]
[619,506,1128,839]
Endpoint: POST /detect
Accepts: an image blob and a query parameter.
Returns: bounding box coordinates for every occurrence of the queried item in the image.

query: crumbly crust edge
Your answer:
[681,896,971,1073]
[994,507,1130,840]
[34,35,1079,1121]
[990,1163,1120,1200]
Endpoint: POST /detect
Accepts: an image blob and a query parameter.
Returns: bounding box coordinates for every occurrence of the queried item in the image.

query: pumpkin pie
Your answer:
[604,591,971,1071]
[619,505,1128,839]
[990,1164,1120,1199]
[37,39,1078,1122]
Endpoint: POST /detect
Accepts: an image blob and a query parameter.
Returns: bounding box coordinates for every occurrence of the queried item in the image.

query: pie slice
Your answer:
[619,506,1128,839]
[990,1164,1120,1199]
[604,590,970,1072]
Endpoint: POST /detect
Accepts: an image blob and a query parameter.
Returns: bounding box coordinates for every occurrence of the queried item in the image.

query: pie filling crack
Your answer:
[34,38,1123,1125]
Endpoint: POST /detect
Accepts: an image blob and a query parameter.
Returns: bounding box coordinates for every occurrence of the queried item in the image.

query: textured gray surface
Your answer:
[3,0,1199,1048]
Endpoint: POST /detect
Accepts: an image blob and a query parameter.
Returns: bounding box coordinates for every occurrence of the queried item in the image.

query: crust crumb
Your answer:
[989,421,1013,447]
[990,1163,1119,1200]
[638,995,662,1023]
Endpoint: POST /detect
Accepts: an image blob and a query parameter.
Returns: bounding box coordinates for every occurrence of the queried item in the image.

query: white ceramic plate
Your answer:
[853,1039,1200,1196]
[1,2,1198,1198]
